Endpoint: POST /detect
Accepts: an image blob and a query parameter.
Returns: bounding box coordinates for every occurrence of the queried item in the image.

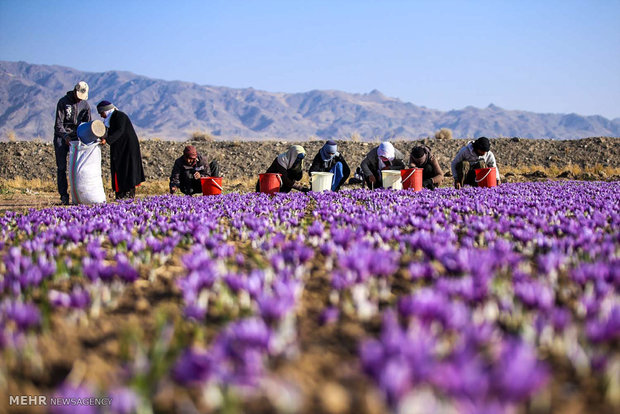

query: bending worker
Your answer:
[309,140,350,191]
[257,145,309,193]
[409,145,443,189]
[170,145,220,195]
[360,141,406,189]
[451,137,501,189]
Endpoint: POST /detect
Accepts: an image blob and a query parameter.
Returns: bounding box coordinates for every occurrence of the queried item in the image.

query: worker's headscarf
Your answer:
[96,100,115,113]
[96,100,117,127]
[377,142,395,161]
[183,146,198,157]
[277,145,306,169]
[319,140,338,163]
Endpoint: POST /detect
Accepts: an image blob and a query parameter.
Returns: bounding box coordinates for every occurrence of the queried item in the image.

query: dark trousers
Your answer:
[53,136,70,201]
[420,163,436,189]
[180,180,203,195]
[455,160,486,186]
[208,160,220,178]
[364,173,382,189]
[115,188,136,200]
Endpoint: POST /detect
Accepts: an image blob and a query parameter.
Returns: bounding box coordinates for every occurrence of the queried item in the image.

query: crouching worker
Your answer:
[451,137,501,189]
[170,146,220,195]
[309,140,350,191]
[409,145,443,189]
[360,142,406,189]
[256,145,309,193]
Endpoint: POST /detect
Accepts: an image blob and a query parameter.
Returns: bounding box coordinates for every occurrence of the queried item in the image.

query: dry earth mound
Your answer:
[1,137,618,186]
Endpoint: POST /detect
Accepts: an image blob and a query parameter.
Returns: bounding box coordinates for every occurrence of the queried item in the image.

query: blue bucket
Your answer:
[77,120,106,144]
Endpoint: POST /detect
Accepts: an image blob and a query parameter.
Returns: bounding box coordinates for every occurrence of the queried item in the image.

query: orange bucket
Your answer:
[401,168,423,191]
[475,167,497,188]
[259,173,282,194]
[201,176,223,195]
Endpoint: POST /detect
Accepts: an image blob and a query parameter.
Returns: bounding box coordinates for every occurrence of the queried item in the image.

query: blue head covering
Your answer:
[319,140,338,162]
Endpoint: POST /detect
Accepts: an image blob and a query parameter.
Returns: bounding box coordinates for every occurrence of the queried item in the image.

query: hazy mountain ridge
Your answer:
[1,61,619,141]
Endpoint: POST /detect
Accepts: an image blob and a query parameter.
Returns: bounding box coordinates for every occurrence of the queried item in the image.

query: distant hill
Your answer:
[1,61,619,141]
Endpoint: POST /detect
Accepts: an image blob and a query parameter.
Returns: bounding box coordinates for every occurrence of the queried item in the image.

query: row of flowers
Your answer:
[0,181,618,413]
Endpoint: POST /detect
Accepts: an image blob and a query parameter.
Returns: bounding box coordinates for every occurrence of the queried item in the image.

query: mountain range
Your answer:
[1,60,619,141]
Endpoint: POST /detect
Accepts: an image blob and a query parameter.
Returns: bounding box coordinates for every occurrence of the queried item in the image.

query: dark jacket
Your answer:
[54,91,91,139]
[360,146,406,186]
[308,152,351,191]
[409,145,444,189]
[256,158,303,193]
[170,154,217,193]
[105,110,145,193]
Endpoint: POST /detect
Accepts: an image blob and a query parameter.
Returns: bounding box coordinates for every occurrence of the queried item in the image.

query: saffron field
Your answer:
[1,181,618,413]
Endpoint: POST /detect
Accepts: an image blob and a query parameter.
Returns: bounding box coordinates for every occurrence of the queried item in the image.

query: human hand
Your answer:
[193,172,200,179]
[454,181,461,189]
[368,175,376,184]
[170,186,177,194]
[99,139,106,145]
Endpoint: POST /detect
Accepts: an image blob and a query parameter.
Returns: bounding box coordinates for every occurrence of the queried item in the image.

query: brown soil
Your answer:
[2,137,619,185]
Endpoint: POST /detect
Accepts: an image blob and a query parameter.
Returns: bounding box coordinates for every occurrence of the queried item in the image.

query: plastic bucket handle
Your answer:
[403,169,415,183]
[208,178,223,191]
[475,168,493,183]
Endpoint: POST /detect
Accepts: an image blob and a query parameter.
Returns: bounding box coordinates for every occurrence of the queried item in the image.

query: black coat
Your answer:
[255,158,303,193]
[308,152,350,191]
[169,154,219,194]
[360,146,406,187]
[105,110,145,193]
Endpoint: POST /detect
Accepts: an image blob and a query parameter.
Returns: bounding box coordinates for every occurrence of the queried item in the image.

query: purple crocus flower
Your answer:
[492,340,549,401]
[172,348,215,385]
[2,301,41,330]
[50,383,97,414]
[586,305,620,344]
[307,220,325,237]
[108,387,139,414]
[318,307,339,325]
[113,254,140,283]
[49,290,72,308]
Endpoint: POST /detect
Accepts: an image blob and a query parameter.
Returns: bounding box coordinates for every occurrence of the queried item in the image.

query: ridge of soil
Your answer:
[1,137,619,184]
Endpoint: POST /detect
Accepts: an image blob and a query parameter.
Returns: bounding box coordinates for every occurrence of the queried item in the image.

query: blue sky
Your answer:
[1,0,619,119]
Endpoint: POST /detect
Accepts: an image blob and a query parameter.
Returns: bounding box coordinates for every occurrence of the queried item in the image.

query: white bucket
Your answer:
[311,172,334,192]
[382,170,402,190]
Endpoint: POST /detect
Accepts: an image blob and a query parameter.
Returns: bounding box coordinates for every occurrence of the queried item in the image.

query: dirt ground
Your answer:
[1,137,619,212]
[1,137,619,185]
